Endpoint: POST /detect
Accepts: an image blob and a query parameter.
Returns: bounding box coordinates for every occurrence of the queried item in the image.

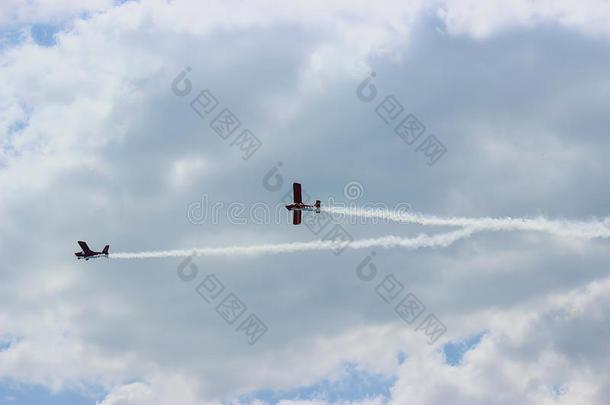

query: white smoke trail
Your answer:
[321,207,610,239]
[109,227,477,259]
[109,208,610,259]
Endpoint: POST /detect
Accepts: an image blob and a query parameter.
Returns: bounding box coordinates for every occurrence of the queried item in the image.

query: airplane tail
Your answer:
[315,200,321,213]
[102,245,109,255]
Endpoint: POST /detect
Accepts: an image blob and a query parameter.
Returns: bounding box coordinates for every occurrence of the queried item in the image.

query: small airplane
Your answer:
[74,241,109,260]
[285,182,321,225]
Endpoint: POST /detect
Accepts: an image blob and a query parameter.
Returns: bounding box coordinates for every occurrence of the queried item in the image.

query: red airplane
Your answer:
[285,182,321,225]
[75,241,109,260]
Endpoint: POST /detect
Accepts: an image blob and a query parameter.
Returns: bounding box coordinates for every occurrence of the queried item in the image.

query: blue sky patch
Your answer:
[0,335,21,352]
[0,29,26,51]
[442,331,487,366]
[552,385,567,397]
[8,120,28,134]
[234,362,397,404]
[0,379,104,405]
[397,351,407,365]
[30,25,60,47]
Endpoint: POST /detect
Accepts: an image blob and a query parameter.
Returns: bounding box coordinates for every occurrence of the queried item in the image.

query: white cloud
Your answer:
[0,0,114,28]
[438,0,610,40]
[1,1,610,404]
[389,276,610,405]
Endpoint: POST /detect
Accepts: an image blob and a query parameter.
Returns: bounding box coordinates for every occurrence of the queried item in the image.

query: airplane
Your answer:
[285,182,321,225]
[74,241,109,260]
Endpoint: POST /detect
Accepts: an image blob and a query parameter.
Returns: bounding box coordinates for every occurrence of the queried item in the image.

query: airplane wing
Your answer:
[293,182,303,204]
[77,241,93,255]
[293,210,302,225]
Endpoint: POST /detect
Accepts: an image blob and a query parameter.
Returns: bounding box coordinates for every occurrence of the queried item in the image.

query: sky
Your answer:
[1,0,610,404]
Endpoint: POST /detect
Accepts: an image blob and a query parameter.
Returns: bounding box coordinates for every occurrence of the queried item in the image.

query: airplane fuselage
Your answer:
[285,203,320,213]
[75,253,108,260]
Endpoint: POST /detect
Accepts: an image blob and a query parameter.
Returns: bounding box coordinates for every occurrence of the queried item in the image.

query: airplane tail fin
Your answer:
[315,200,321,213]
[102,245,109,255]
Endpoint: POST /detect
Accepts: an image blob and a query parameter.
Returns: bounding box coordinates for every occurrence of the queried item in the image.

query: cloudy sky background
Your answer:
[1,0,610,404]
